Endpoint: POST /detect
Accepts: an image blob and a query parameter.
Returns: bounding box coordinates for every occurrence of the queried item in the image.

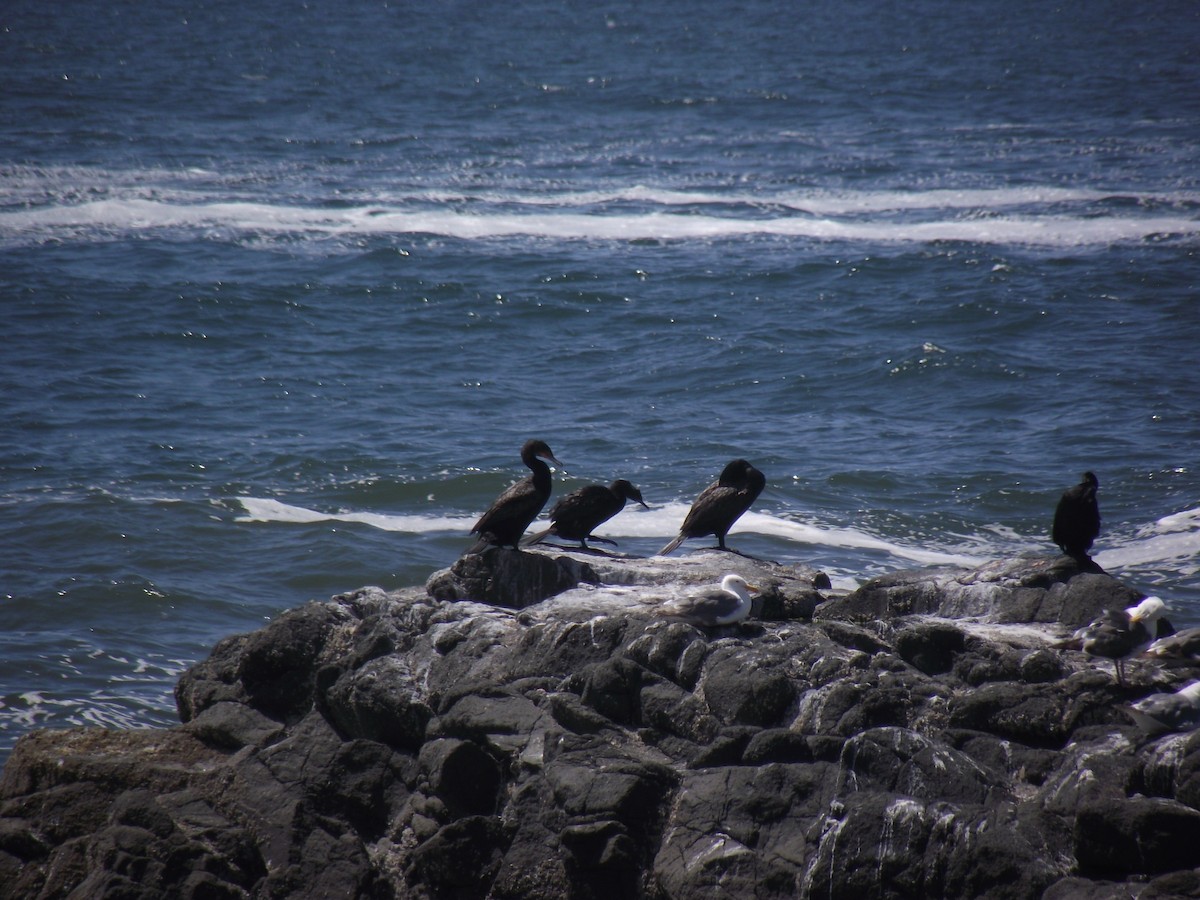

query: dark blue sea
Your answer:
[2,0,1199,766]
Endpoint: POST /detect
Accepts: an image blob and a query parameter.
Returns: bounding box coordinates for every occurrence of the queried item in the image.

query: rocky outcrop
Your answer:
[1,549,1198,899]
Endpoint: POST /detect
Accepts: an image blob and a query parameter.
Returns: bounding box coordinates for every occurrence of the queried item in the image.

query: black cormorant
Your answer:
[523,478,648,550]
[655,574,759,627]
[1052,471,1100,558]
[469,439,563,552]
[658,458,764,556]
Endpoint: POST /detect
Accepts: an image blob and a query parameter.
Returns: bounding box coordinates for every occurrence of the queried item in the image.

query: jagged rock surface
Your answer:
[2,549,1199,899]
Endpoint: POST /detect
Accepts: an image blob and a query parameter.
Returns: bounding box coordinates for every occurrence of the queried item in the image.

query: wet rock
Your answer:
[182,700,285,751]
[418,738,501,819]
[701,651,796,727]
[405,815,510,897]
[319,656,433,751]
[575,657,645,725]
[895,621,967,675]
[560,819,641,900]
[757,579,822,621]
[826,554,1139,627]
[838,726,1008,805]
[1075,796,1200,877]
[3,550,1199,899]
[425,547,598,607]
[1142,870,1200,899]
[237,601,356,721]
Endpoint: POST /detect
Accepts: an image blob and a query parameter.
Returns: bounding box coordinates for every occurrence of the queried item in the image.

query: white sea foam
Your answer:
[2,180,1197,248]
[7,166,1197,216]
[401,184,1198,216]
[1094,506,1200,574]
[235,495,1200,584]
[234,496,984,567]
[235,497,475,532]
[735,510,986,567]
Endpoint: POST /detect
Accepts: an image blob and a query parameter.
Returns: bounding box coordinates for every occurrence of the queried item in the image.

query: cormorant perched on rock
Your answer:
[655,574,759,627]
[1052,471,1101,558]
[469,439,563,552]
[1078,596,1166,685]
[658,458,764,556]
[523,479,648,550]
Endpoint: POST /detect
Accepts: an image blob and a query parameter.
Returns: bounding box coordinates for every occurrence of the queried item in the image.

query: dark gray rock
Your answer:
[406,815,510,898]
[236,601,356,722]
[181,700,285,751]
[837,726,1009,805]
[560,818,643,900]
[3,550,1199,899]
[742,728,822,765]
[1075,796,1200,877]
[895,621,967,675]
[826,554,1141,627]
[418,738,502,819]
[319,657,433,751]
[575,657,645,725]
[1042,876,1143,900]
[757,579,823,621]
[425,546,599,607]
[1142,870,1200,899]
[801,793,1064,899]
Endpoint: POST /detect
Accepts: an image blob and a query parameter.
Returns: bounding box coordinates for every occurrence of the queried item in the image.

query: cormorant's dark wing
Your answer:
[550,485,607,523]
[678,480,739,538]
[546,485,620,537]
[472,477,543,540]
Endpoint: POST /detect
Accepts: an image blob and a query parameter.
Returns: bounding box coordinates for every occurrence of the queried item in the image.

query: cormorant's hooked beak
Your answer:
[542,453,566,475]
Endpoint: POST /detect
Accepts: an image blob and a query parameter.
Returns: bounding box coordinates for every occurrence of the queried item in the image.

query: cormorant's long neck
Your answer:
[607,482,625,508]
[525,454,551,491]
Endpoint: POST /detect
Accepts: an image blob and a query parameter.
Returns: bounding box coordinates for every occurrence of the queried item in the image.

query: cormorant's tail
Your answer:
[466,535,491,555]
[658,533,686,556]
[521,527,554,548]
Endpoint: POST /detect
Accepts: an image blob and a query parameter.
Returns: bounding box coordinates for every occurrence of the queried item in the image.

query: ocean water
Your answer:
[2,0,1199,765]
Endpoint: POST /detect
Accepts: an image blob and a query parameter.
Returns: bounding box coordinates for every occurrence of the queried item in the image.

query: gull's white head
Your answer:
[720,574,758,599]
[1128,596,1166,623]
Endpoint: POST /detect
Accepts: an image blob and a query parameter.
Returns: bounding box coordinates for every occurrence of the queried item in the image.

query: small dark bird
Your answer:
[469,439,564,552]
[1122,681,1200,735]
[523,479,649,550]
[655,574,759,627]
[1052,471,1101,558]
[1079,596,1166,685]
[659,458,765,556]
